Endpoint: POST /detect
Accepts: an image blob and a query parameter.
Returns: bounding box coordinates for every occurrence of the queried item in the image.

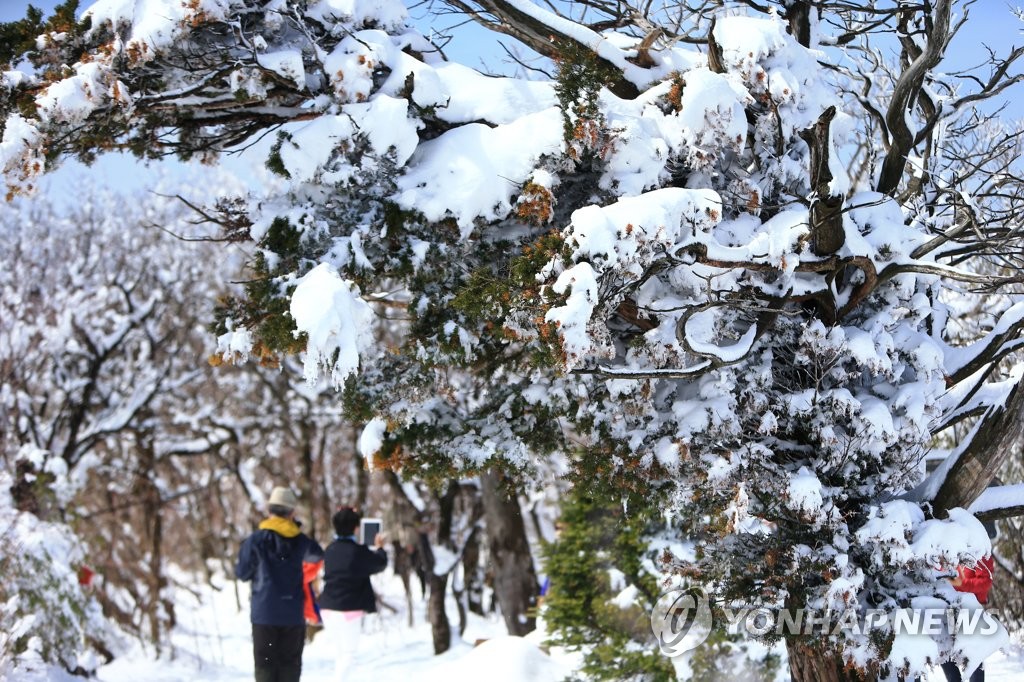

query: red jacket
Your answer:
[954,556,994,605]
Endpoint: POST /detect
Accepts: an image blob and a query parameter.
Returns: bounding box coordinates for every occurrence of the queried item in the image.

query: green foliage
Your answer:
[212,217,308,359]
[246,256,303,352]
[543,481,782,682]
[450,267,508,324]
[687,628,782,682]
[265,132,292,178]
[564,427,680,514]
[0,1,88,69]
[0,1,90,134]
[263,216,302,256]
[0,5,44,68]
[553,41,618,167]
[448,230,571,369]
[542,484,676,681]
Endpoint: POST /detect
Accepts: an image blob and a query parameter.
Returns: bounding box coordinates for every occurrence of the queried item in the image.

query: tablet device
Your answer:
[360,518,382,546]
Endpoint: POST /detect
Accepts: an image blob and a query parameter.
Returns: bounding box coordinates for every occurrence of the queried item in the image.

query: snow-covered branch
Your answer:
[969,483,1024,522]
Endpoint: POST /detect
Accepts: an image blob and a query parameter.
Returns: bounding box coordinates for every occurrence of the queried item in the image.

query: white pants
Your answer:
[320,609,364,682]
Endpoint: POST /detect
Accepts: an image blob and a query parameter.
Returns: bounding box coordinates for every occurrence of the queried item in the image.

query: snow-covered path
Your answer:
[95,571,572,682]
[88,570,1024,682]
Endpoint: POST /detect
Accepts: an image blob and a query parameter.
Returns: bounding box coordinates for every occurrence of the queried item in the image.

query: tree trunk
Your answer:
[381,469,425,627]
[788,640,871,682]
[354,428,369,510]
[785,1,813,48]
[300,422,317,535]
[424,480,459,654]
[426,569,451,653]
[453,566,468,636]
[799,106,845,258]
[417,490,451,652]
[138,438,172,651]
[391,538,416,627]
[462,525,485,616]
[479,468,539,636]
[933,379,1024,516]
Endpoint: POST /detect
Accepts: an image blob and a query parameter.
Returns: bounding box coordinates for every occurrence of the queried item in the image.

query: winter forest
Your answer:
[3,0,1024,680]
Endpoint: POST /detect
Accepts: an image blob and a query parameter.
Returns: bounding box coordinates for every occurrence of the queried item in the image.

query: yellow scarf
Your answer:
[259,516,300,538]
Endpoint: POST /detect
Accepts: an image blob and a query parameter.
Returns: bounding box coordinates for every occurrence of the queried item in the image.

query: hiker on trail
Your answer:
[318,506,388,682]
[941,519,998,682]
[236,486,324,682]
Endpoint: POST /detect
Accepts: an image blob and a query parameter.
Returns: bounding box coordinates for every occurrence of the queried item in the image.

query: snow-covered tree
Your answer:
[0,182,247,656]
[0,181,383,656]
[0,468,113,678]
[4,0,1024,678]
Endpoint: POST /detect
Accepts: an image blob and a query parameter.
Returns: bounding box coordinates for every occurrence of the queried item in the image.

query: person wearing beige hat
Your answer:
[236,486,324,682]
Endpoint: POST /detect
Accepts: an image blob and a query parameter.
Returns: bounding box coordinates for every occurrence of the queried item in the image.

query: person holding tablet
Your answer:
[318,506,388,681]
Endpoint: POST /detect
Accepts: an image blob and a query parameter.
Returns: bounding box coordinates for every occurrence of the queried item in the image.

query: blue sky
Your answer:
[5,1,1020,76]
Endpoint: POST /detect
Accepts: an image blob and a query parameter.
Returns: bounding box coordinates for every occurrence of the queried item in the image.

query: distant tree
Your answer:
[4,1,1024,679]
[0,184,241,650]
[0,181,359,652]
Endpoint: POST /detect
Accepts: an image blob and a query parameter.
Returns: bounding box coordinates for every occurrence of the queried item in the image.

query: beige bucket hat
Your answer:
[268,486,298,511]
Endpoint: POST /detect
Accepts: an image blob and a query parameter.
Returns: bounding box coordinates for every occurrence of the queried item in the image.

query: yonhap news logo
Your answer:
[650,586,713,656]
[650,588,1004,658]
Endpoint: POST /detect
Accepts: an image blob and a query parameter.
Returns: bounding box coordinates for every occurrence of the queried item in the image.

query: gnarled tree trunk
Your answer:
[788,640,872,682]
[932,380,1024,517]
[479,468,539,636]
[799,106,845,258]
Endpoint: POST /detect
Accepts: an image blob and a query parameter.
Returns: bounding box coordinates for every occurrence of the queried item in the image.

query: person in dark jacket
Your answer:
[319,506,387,682]
[236,486,324,682]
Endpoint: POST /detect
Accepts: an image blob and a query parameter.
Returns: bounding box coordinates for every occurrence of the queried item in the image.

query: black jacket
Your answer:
[319,538,387,612]
[236,517,324,626]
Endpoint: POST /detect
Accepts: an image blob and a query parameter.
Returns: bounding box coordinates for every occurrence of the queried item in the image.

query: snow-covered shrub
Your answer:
[0,470,112,677]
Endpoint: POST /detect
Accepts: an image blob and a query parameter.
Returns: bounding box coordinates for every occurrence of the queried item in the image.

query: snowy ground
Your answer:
[94,570,575,682]
[44,568,1024,681]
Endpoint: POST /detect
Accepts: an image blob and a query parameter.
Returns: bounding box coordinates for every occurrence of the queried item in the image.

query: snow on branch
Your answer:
[678,299,782,367]
[935,372,1019,433]
[942,301,1024,385]
[573,359,713,380]
[969,483,1024,522]
[290,263,377,388]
